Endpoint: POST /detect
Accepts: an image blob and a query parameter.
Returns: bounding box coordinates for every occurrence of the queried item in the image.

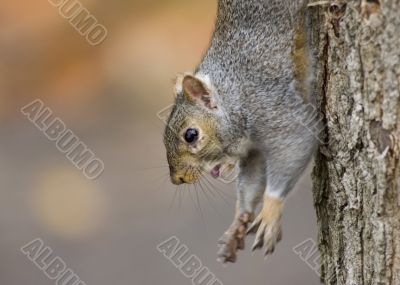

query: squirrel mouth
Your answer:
[211,164,221,179]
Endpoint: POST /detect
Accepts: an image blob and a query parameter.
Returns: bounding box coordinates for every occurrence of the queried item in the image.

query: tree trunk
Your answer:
[310,0,400,284]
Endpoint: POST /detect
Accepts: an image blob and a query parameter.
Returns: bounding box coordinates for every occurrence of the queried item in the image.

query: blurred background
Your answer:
[0,0,320,284]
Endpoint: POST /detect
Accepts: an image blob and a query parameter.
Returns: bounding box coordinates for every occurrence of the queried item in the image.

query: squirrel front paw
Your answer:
[247,196,284,256]
[217,212,253,263]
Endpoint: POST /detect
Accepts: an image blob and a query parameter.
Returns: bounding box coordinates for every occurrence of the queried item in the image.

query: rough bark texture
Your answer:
[310,0,400,284]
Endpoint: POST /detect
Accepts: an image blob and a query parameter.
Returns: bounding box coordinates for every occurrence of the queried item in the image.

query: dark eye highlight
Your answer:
[184,128,199,143]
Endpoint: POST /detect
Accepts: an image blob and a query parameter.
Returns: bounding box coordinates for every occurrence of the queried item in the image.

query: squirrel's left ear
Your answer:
[181,75,217,110]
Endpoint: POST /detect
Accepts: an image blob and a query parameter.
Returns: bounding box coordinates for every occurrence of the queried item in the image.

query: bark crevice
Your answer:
[310,0,400,284]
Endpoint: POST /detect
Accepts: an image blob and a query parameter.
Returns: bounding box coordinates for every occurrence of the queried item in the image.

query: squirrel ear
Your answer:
[182,75,217,109]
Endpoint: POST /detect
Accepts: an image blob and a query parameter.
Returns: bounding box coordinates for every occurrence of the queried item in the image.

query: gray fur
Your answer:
[164,0,320,259]
[195,0,319,197]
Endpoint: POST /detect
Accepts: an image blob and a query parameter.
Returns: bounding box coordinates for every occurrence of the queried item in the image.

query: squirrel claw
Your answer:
[247,217,262,235]
[250,216,282,256]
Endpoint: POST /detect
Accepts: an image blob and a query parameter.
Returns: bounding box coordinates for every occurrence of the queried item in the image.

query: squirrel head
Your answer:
[163,73,233,185]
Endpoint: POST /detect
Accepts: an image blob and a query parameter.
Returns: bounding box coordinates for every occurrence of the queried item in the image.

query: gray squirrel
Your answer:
[163,0,321,263]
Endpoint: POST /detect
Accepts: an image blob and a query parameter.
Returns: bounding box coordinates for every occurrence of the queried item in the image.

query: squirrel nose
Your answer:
[171,175,185,185]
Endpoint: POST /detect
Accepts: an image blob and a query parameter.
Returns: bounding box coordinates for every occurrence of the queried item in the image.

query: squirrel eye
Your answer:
[184,128,199,143]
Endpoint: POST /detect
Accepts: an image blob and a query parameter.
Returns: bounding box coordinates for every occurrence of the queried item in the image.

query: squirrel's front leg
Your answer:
[247,195,284,255]
[216,201,253,263]
[248,136,316,256]
[217,149,265,263]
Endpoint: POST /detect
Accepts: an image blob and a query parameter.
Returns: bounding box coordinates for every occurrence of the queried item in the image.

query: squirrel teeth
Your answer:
[211,164,221,178]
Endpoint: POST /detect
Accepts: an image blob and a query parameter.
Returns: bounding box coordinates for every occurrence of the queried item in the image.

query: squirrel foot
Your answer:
[247,196,283,256]
[217,212,253,263]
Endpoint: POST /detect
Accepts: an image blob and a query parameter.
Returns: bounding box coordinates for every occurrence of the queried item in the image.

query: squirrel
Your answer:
[163,0,320,263]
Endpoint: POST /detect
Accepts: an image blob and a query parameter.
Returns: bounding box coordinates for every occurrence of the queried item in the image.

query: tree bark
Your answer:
[310,1,400,284]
